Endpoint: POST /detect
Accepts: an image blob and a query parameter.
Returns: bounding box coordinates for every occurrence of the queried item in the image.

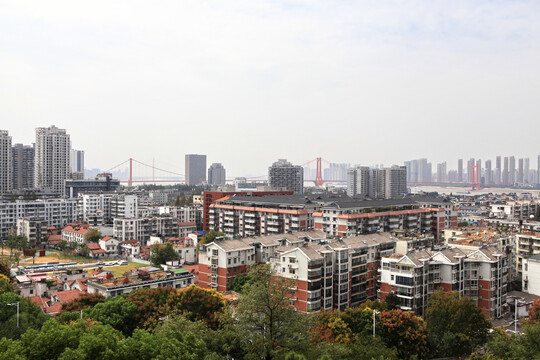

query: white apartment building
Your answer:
[16,217,47,245]
[347,166,407,199]
[0,199,78,240]
[516,231,540,277]
[34,126,70,195]
[113,216,178,244]
[78,194,112,225]
[523,254,540,296]
[0,130,12,195]
[111,194,138,219]
[380,247,508,319]
[99,236,120,256]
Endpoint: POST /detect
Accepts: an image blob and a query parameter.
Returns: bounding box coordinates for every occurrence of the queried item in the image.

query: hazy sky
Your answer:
[1,1,540,178]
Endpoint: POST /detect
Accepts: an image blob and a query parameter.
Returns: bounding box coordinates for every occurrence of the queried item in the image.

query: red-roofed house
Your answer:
[30,296,50,311]
[62,224,90,244]
[47,234,62,247]
[87,242,106,258]
[45,302,63,315]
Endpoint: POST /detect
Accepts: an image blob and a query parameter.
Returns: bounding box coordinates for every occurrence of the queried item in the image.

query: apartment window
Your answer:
[290,269,296,275]
[289,257,296,263]
[228,259,231,265]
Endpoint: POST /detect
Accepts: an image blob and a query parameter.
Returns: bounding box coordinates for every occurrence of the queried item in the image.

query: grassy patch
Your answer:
[103,262,141,277]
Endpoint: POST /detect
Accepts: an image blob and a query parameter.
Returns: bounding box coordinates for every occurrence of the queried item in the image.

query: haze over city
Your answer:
[2,1,540,176]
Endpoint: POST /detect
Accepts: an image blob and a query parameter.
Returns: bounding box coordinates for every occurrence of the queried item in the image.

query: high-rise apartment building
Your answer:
[34,126,71,195]
[524,158,530,184]
[12,144,34,190]
[495,156,502,185]
[405,158,431,183]
[518,158,524,183]
[436,162,447,182]
[347,166,407,199]
[485,160,492,185]
[476,159,482,184]
[207,163,226,185]
[268,159,303,194]
[509,156,516,185]
[503,157,509,185]
[457,159,463,182]
[0,130,12,195]
[467,158,475,183]
[185,154,207,185]
[70,149,84,174]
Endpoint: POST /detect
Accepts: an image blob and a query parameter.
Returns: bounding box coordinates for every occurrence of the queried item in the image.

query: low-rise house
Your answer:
[87,242,106,258]
[99,236,119,257]
[87,268,195,298]
[15,273,62,298]
[121,239,140,257]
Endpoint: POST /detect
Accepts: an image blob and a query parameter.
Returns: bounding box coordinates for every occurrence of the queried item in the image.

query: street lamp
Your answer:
[7,302,19,328]
[373,310,379,338]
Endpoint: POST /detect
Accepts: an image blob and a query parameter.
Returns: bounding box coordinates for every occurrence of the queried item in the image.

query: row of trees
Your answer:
[2,258,539,359]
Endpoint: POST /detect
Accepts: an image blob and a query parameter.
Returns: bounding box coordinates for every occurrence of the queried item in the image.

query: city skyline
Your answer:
[2,2,540,177]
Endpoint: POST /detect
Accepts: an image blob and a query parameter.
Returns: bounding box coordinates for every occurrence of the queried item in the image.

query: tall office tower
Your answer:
[509,156,516,185]
[467,158,475,183]
[185,154,207,185]
[502,157,509,185]
[34,126,71,195]
[485,160,492,185]
[457,159,463,182]
[70,149,85,174]
[207,163,226,185]
[0,130,13,195]
[495,156,502,184]
[12,144,34,190]
[436,162,447,182]
[524,158,530,184]
[517,158,524,183]
[268,159,303,194]
[476,159,482,183]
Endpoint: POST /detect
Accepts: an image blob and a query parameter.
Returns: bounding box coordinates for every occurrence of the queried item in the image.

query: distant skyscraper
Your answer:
[538,155,540,184]
[457,159,463,182]
[268,159,303,194]
[524,158,530,184]
[476,159,482,183]
[503,157,509,184]
[208,163,226,185]
[0,130,13,195]
[185,154,207,185]
[12,143,34,190]
[518,158,524,183]
[467,158,475,183]
[495,156,502,184]
[436,162,447,183]
[34,126,70,195]
[509,156,516,185]
[485,160,492,185]
[406,158,431,183]
[70,149,85,174]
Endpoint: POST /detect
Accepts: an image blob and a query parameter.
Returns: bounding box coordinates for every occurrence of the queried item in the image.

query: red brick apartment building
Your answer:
[199,231,397,312]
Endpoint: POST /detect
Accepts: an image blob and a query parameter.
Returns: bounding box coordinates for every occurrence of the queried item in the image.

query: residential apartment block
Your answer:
[379,247,508,319]
[34,126,71,195]
[0,130,12,195]
[12,143,34,190]
[0,199,78,240]
[347,166,407,199]
[268,159,303,194]
[113,216,178,244]
[313,197,446,239]
[199,231,397,313]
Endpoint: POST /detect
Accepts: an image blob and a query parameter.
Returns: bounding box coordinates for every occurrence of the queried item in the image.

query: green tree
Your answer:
[0,292,49,340]
[57,240,67,252]
[85,296,138,336]
[199,230,225,246]
[425,290,492,357]
[236,263,313,360]
[228,273,250,293]
[84,229,101,243]
[78,244,89,258]
[378,309,428,359]
[0,274,14,294]
[384,292,400,310]
[150,242,177,267]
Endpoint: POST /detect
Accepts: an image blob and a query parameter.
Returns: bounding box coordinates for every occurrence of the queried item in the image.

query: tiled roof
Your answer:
[52,289,83,304]
[45,302,63,314]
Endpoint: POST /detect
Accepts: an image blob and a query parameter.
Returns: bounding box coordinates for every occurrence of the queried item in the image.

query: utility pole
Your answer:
[8,302,19,328]
[373,310,379,337]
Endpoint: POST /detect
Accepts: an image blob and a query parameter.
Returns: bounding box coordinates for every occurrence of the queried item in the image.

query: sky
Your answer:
[1,0,540,179]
